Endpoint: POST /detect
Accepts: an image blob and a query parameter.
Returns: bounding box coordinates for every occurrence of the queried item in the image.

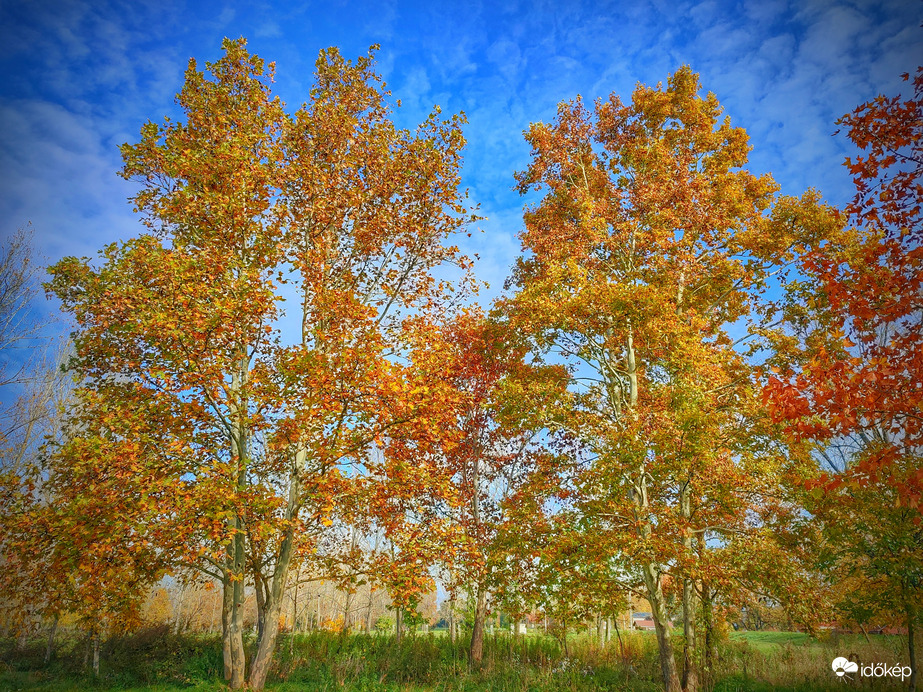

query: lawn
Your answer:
[729,630,815,651]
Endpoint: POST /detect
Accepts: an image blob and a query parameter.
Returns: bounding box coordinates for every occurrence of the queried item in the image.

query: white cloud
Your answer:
[256,21,282,38]
[0,98,138,260]
[486,39,523,87]
[1,0,920,306]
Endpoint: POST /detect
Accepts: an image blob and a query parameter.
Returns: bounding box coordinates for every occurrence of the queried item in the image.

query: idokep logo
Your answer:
[831,656,913,681]
[832,657,858,678]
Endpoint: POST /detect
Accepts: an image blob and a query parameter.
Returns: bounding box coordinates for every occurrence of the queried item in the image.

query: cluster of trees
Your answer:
[137,569,438,638]
[0,39,919,692]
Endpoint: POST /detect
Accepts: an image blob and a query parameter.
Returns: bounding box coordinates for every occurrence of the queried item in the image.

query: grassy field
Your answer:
[728,631,815,651]
[0,628,913,691]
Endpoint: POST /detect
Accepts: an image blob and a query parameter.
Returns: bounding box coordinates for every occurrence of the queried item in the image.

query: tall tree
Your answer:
[765,66,923,691]
[504,67,840,691]
[45,38,474,689]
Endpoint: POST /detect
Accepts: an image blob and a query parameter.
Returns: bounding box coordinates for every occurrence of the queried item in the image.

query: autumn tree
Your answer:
[363,309,564,661]
[427,312,559,664]
[43,38,474,689]
[500,486,632,658]
[0,383,178,676]
[504,68,841,691]
[0,230,74,657]
[765,66,923,691]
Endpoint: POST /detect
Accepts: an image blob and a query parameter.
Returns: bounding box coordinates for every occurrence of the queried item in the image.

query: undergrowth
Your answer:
[0,628,912,690]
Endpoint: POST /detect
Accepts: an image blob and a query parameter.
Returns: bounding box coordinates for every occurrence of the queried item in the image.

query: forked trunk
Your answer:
[469,585,488,665]
[249,460,302,691]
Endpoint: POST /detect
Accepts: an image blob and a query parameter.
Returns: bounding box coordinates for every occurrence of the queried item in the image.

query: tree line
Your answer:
[0,39,919,692]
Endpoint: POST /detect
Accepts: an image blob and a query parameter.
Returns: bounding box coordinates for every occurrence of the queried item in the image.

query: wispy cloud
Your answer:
[1,0,920,312]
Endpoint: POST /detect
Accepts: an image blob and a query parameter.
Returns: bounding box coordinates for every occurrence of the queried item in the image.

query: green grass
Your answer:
[729,630,815,651]
[720,630,910,691]
[0,628,913,691]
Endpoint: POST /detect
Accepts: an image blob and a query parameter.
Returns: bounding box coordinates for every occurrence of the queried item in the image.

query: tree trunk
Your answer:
[625,325,680,692]
[562,616,570,658]
[341,590,353,637]
[222,530,247,690]
[222,584,232,681]
[290,576,299,657]
[44,615,58,665]
[613,617,625,661]
[396,606,403,643]
[701,584,716,679]
[254,571,267,643]
[92,631,100,677]
[365,588,374,634]
[173,582,186,635]
[642,562,682,692]
[209,586,219,634]
[248,588,284,690]
[248,457,302,691]
[223,367,248,689]
[681,481,699,692]
[469,585,488,665]
[83,632,91,669]
[16,609,30,650]
[682,576,699,692]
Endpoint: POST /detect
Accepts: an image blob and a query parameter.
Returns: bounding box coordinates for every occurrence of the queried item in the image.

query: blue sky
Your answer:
[0,0,920,319]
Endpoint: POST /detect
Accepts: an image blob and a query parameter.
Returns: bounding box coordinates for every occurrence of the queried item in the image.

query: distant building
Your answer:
[632,612,672,630]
